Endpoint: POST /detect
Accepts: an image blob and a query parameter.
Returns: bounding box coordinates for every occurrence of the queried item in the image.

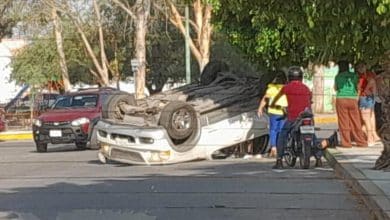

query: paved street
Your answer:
[0,140,371,220]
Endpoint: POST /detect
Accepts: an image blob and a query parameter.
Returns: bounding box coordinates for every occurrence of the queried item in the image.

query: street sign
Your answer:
[131,59,139,73]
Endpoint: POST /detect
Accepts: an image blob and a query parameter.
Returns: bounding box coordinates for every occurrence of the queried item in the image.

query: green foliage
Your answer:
[10,39,61,87]
[215,0,390,69]
[0,0,16,39]
[10,31,97,88]
[147,14,199,83]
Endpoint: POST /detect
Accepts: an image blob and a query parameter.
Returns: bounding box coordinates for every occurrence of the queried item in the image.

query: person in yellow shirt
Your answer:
[258,73,288,157]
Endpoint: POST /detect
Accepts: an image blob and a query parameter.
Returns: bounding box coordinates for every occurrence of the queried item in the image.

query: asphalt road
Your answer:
[0,140,371,220]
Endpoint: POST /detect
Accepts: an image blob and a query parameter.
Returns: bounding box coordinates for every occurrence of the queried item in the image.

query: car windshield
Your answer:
[52,94,98,109]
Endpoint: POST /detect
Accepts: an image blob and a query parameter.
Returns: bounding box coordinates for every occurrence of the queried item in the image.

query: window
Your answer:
[52,94,98,109]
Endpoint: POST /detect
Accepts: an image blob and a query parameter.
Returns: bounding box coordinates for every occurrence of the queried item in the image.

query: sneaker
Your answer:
[243,154,253,159]
[254,154,262,159]
[333,132,339,147]
[315,158,323,167]
[272,159,283,169]
[328,131,338,148]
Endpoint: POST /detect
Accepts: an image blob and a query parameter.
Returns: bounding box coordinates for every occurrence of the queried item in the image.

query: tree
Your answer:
[0,0,14,40]
[216,0,390,169]
[160,0,216,72]
[374,51,390,171]
[50,2,71,91]
[10,39,62,89]
[215,0,390,68]
[112,0,151,99]
[55,0,111,86]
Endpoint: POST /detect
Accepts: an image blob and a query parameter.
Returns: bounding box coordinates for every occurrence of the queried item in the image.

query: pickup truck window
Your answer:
[52,94,98,109]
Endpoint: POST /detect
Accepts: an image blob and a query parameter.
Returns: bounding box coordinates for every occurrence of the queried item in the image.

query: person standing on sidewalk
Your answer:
[355,62,381,146]
[334,60,367,148]
[257,73,288,158]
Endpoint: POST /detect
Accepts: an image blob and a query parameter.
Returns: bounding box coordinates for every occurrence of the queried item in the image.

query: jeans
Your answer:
[359,95,375,109]
[269,114,286,147]
[277,120,294,159]
[276,120,322,159]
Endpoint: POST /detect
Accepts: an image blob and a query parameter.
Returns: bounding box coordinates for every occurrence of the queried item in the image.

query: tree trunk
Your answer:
[51,7,71,91]
[374,51,390,170]
[134,0,150,99]
[112,0,150,99]
[63,1,110,86]
[93,0,109,85]
[312,64,324,113]
[165,0,212,73]
[197,2,212,72]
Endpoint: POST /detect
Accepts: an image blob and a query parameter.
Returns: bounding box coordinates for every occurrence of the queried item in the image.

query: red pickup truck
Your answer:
[32,87,130,152]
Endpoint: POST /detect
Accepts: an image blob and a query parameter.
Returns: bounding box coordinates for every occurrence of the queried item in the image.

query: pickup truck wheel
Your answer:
[75,142,87,150]
[103,94,136,120]
[88,125,99,149]
[36,143,47,153]
[200,61,229,85]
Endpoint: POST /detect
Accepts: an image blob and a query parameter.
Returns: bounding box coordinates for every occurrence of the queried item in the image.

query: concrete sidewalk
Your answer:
[325,144,390,220]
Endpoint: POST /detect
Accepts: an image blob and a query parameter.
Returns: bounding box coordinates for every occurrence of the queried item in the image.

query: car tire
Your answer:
[87,125,99,149]
[102,94,136,120]
[253,135,269,154]
[200,60,229,85]
[146,72,167,95]
[159,101,197,140]
[36,143,47,153]
[75,142,87,150]
[159,101,200,152]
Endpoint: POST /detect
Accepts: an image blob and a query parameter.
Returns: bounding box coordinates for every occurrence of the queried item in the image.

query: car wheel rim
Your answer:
[172,108,192,131]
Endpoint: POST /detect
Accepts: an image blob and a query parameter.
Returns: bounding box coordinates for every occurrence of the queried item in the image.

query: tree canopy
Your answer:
[215,0,390,69]
[0,0,16,40]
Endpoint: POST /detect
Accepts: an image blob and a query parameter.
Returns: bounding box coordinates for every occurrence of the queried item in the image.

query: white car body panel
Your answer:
[96,111,269,165]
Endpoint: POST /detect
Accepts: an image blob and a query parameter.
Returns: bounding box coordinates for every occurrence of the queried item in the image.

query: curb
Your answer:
[314,116,337,124]
[0,132,32,141]
[325,148,390,220]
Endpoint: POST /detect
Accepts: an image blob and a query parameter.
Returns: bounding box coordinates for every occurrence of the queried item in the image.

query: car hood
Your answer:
[39,108,99,122]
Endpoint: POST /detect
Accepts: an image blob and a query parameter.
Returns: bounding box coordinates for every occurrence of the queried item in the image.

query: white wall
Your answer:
[0,39,28,104]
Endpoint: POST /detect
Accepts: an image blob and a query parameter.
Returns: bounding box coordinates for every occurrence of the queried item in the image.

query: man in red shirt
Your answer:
[270,66,337,169]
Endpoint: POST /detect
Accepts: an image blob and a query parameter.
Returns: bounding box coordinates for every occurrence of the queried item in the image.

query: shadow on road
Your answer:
[0,159,337,220]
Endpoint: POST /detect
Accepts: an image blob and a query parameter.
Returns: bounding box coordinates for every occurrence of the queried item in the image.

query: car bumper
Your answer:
[33,124,88,144]
[96,120,182,165]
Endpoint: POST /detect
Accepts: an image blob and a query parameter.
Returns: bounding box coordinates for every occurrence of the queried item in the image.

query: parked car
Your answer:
[4,92,60,128]
[32,87,130,152]
[96,61,270,165]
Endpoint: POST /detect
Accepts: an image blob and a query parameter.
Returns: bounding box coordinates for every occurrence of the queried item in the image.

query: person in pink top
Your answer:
[355,62,381,146]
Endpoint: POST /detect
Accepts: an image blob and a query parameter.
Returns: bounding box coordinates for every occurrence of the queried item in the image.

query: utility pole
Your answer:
[185,5,191,84]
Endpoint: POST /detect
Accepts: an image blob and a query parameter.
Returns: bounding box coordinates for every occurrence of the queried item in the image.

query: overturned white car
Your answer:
[96,61,270,165]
